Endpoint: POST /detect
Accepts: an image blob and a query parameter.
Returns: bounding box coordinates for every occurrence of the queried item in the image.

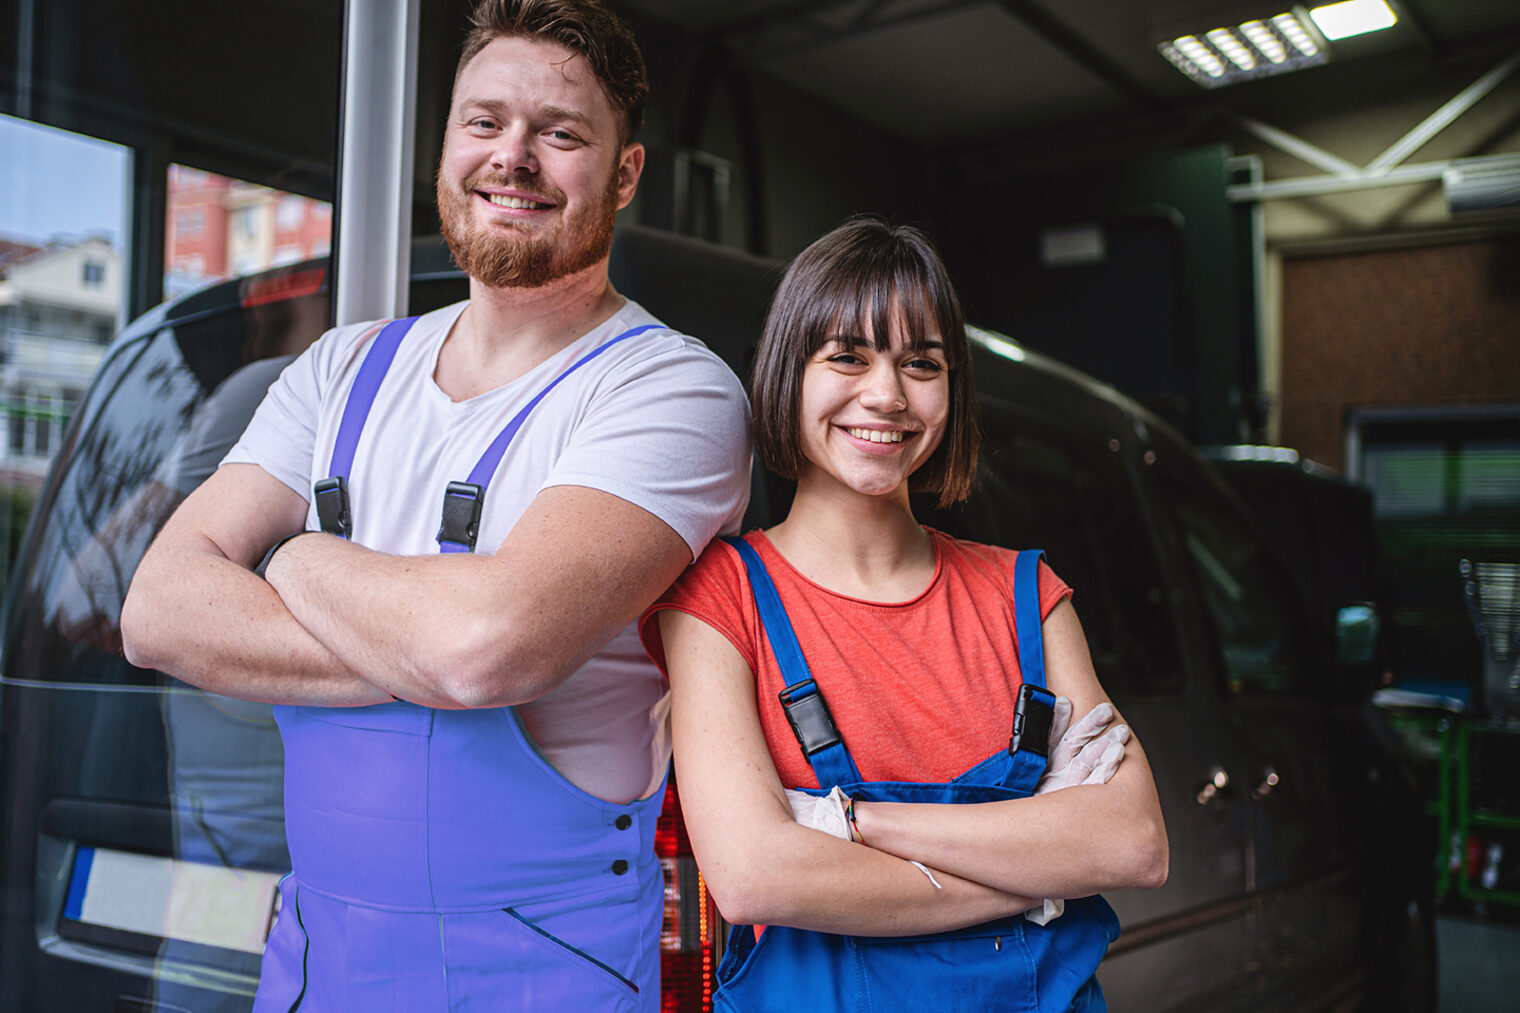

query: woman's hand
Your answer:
[785,787,853,839]
[1037,698,1130,794]
[850,601,1169,900]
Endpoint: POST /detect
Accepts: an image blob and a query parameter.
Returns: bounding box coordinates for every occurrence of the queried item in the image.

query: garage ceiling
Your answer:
[619,0,1520,147]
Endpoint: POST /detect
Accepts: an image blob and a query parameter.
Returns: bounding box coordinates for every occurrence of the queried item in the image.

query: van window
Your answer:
[0,287,330,1002]
[1157,450,1315,696]
[925,399,1182,695]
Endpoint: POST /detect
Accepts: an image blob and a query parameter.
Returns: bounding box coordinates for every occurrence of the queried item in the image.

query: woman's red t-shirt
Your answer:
[639,529,1071,788]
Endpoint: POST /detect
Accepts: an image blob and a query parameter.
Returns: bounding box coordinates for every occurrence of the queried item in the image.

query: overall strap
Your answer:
[1003,549,1057,791]
[437,323,663,552]
[1013,548,1048,689]
[723,536,864,787]
[315,317,420,538]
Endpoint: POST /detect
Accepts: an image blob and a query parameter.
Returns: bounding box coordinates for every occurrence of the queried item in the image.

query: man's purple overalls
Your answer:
[253,318,667,1011]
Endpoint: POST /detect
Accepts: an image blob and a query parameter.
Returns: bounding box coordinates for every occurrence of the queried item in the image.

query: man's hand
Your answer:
[121,463,390,706]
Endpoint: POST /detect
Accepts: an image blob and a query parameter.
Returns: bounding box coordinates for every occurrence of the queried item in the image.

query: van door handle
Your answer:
[1194,765,1232,806]
[1250,766,1280,800]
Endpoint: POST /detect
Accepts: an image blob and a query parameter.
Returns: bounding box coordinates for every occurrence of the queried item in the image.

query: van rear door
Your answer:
[941,392,1252,1011]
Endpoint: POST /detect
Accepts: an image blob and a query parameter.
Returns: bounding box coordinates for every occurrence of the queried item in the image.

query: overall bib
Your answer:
[716,537,1120,1013]
[253,318,667,1012]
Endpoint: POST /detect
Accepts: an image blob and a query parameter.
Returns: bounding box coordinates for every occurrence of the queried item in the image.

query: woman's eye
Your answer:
[905,358,944,372]
[827,352,866,366]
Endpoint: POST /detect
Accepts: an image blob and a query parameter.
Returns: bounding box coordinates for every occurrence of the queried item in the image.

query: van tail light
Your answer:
[240,266,326,307]
[656,776,719,1012]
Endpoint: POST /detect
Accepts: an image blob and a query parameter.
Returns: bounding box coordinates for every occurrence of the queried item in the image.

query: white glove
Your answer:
[1027,698,1130,924]
[1036,699,1130,794]
[786,786,852,840]
[785,787,942,889]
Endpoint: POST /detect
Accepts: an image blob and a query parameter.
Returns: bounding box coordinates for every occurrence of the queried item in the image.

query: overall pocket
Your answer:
[250,879,310,1013]
[436,905,644,1011]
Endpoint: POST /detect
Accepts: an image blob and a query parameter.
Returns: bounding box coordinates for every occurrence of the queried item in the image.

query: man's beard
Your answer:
[436,166,619,290]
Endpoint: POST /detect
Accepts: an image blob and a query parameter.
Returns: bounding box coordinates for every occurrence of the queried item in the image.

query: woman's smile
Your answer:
[797,328,949,498]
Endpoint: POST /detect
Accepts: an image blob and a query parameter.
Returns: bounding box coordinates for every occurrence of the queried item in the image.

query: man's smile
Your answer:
[482,192,554,210]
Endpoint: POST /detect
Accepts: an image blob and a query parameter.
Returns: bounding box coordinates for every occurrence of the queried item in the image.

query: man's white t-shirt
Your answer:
[224,298,751,803]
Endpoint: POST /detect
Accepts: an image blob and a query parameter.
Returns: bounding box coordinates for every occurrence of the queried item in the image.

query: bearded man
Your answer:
[120,2,750,1009]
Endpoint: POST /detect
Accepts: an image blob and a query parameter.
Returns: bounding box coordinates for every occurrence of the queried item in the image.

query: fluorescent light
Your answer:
[1309,0,1397,41]
[1207,28,1257,71]
[1159,11,1326,88]
[1171,35,1226,79]
[1272,12,1320,55]
[1240,20,1287,63]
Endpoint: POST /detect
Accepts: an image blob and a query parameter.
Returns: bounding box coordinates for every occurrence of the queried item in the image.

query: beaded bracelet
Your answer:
[844,796,864,845]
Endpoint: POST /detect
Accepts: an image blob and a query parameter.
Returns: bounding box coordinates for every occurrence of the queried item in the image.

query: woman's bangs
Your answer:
[809,265,940,354]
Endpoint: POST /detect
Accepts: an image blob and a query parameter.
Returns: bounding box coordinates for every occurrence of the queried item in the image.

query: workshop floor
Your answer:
[1437,912,1520,1011]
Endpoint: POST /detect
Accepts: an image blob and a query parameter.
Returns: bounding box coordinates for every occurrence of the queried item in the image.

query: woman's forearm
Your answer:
[697,810,1041,935]
[851,752,1169,898]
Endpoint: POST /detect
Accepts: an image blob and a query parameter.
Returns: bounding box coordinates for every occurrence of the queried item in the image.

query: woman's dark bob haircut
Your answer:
[752,217,979,508]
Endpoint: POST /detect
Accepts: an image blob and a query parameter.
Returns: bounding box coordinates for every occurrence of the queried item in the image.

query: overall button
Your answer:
[612,859,629,875]
[614,814,632,831]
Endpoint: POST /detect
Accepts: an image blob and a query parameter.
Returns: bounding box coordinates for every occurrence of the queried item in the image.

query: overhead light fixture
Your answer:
[1239,21,1288,64]
[1158,8,1330,89]
[1308,0,1397,41]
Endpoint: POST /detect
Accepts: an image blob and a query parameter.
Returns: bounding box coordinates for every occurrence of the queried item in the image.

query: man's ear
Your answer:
[615,142,645,210]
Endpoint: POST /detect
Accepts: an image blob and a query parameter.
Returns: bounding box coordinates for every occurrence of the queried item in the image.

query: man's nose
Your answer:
[490,125,538,175]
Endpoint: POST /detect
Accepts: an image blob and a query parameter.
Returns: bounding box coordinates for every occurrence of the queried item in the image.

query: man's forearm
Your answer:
[264,485,696,710]
[264,533,542,708]
[122,539,393,707]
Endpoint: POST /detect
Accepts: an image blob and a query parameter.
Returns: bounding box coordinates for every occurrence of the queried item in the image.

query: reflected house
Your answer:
[0,234,121,484]
[165,165,331,300]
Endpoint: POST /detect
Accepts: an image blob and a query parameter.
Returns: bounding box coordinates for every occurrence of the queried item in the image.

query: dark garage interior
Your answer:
[3,1,1520,1010]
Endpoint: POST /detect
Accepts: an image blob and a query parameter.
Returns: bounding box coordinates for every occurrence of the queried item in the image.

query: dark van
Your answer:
[0,227,1434,1012]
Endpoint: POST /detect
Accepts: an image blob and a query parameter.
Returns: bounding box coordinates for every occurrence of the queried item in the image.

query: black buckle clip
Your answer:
[437,481,484,552]
[778,679,844,757]
[1008,683,1055,758]
[313,476,352,538]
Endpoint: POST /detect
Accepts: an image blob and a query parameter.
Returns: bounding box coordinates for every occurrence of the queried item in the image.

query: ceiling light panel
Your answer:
[1158,10,1328,89]
[1309,0,1398,41]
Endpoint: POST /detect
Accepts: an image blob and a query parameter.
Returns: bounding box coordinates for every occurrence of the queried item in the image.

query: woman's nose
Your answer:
[860,367,907,413]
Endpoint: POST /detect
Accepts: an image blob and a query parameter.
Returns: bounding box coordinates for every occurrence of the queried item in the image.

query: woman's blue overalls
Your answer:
[719,537,1120,1013]
[253,318,667,1012]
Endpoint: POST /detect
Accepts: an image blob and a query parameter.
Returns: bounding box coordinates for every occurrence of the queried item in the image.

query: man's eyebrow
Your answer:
[456,98,596,129]
[537,104,595,128]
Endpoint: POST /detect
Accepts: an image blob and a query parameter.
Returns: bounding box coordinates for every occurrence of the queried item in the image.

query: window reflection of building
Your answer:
[0,235,120,483]
[164,166,332,300]
[38,277,329,1011]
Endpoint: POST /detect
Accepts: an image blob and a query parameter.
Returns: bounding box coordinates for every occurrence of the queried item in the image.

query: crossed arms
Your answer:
[658,600,1169,937]
[121,461,694,709]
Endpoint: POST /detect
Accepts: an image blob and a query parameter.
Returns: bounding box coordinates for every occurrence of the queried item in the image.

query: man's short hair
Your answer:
[750,217,980,508]
[457,0,649,145]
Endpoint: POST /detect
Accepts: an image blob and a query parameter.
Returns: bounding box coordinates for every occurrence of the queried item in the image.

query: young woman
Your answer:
[640,219,1167,1011]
